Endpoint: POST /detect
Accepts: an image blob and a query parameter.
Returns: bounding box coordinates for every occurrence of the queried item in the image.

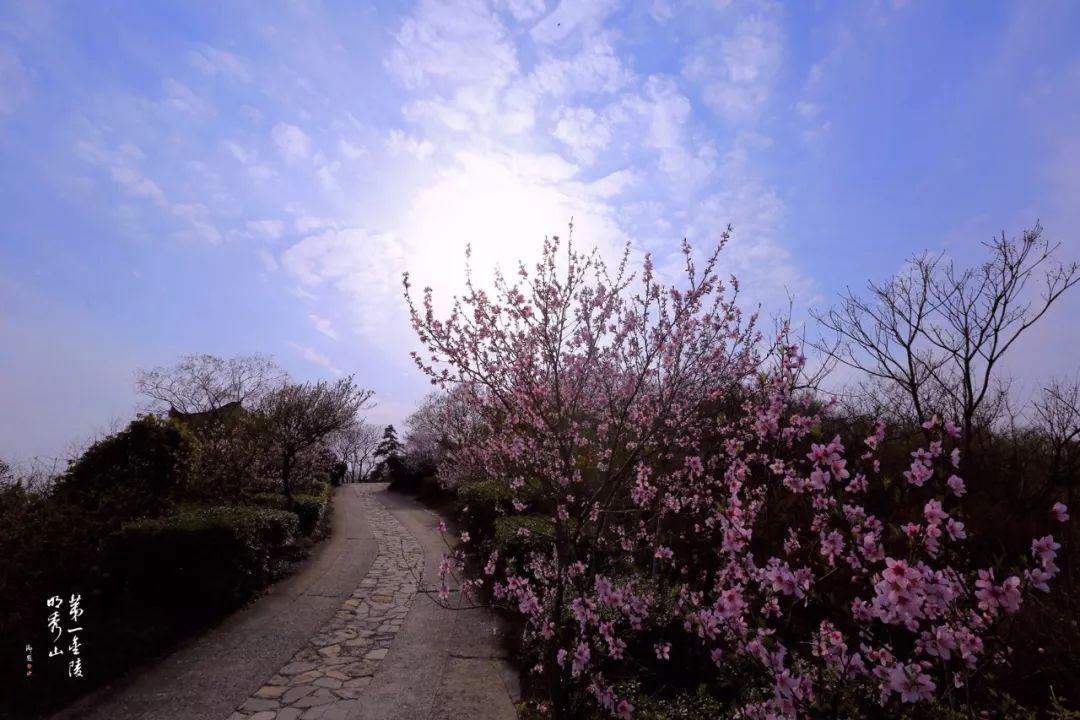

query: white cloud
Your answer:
[585,169,638,199]
[387,0,518,92]
[288,341,343,376]
[0,45,29,116]
[294,215,335,234]
[109,163,168,206]
[289,285,317,300]
[650,0,673,23]
[282,227,403,290]
[271,122,312,162]
[389,0,520,132]
[309,313,339,340]
[795,100,820,118]
[188,45,251,82]
[506,33,631,120]
[171,203,222,243]
[503,0,548,23]
[682,9,784,124]
[385,129,435,160]
[77,135,229,243]
[317,161,342,193]
[224,140,254,164]
[551,106,613,164]
[620,76,717,192]
[338,139,367,159]
[162,79,210,116]
[76,139,168,207]
[245,219,285,240]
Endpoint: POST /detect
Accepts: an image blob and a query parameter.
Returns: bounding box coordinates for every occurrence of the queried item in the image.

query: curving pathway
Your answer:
[48,483,519,720]
[227,486,423,720]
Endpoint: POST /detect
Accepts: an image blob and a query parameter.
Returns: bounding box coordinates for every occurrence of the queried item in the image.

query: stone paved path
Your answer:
[227,486,424,720]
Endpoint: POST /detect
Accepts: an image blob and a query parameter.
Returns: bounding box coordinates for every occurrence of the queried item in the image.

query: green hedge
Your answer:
[492,514,555,572]
[457,478,545,547]
[108,505,298,607]
[244,492,328,536]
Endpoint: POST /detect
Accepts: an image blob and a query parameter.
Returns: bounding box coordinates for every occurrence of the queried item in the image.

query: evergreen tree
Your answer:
[372,425,405,482]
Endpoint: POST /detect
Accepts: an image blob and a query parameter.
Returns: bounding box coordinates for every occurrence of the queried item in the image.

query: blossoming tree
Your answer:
[404,230,1069,719]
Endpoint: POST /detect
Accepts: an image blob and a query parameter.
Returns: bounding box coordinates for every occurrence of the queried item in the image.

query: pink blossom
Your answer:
[615,700,634,718]
[883,558,919,589]
[571,642,591,677]
[820,531,845,565]
[947,474,966,497]
[904,461,933,487]
[923,500,947,525]
[1032,535,1060,564]
[1052,502,1070,522]
[945,518,967,541]
[945,419,961,438]
[887,662,936,703]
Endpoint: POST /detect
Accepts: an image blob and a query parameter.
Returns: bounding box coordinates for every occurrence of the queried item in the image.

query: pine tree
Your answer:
[372,425,405,482]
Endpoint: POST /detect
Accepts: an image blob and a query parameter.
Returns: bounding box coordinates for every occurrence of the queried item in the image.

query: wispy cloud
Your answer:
[309,313,339,340]
[271,122,311,163]
[162,79,211,117]
[682,8,784,124]
[385,129,434,160]
[245,219,285,240]
[288,341,343,376]
[188,45,251,82]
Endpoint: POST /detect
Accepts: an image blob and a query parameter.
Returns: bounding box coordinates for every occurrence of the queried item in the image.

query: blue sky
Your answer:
[2,0,1079,463]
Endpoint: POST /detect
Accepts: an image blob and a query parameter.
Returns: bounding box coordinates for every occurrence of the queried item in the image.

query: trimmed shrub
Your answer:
[492,514,555,573]
[245,492,328,536]
[457,478,545,548]
[108,505,298,607]
[292,494,328,535]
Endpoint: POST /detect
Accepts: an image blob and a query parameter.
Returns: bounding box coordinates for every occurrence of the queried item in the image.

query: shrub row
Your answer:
[456,478,545,548]
[244,492,329,536]
[107,505,299,607]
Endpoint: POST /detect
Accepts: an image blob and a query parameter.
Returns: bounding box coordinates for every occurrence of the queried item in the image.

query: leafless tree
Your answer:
[330,420,381,483]
[135,353,288,414]
[1034,376,1080,494]
[403,386,491,487]
[257,376,375,502]
[813,223,1079,456]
